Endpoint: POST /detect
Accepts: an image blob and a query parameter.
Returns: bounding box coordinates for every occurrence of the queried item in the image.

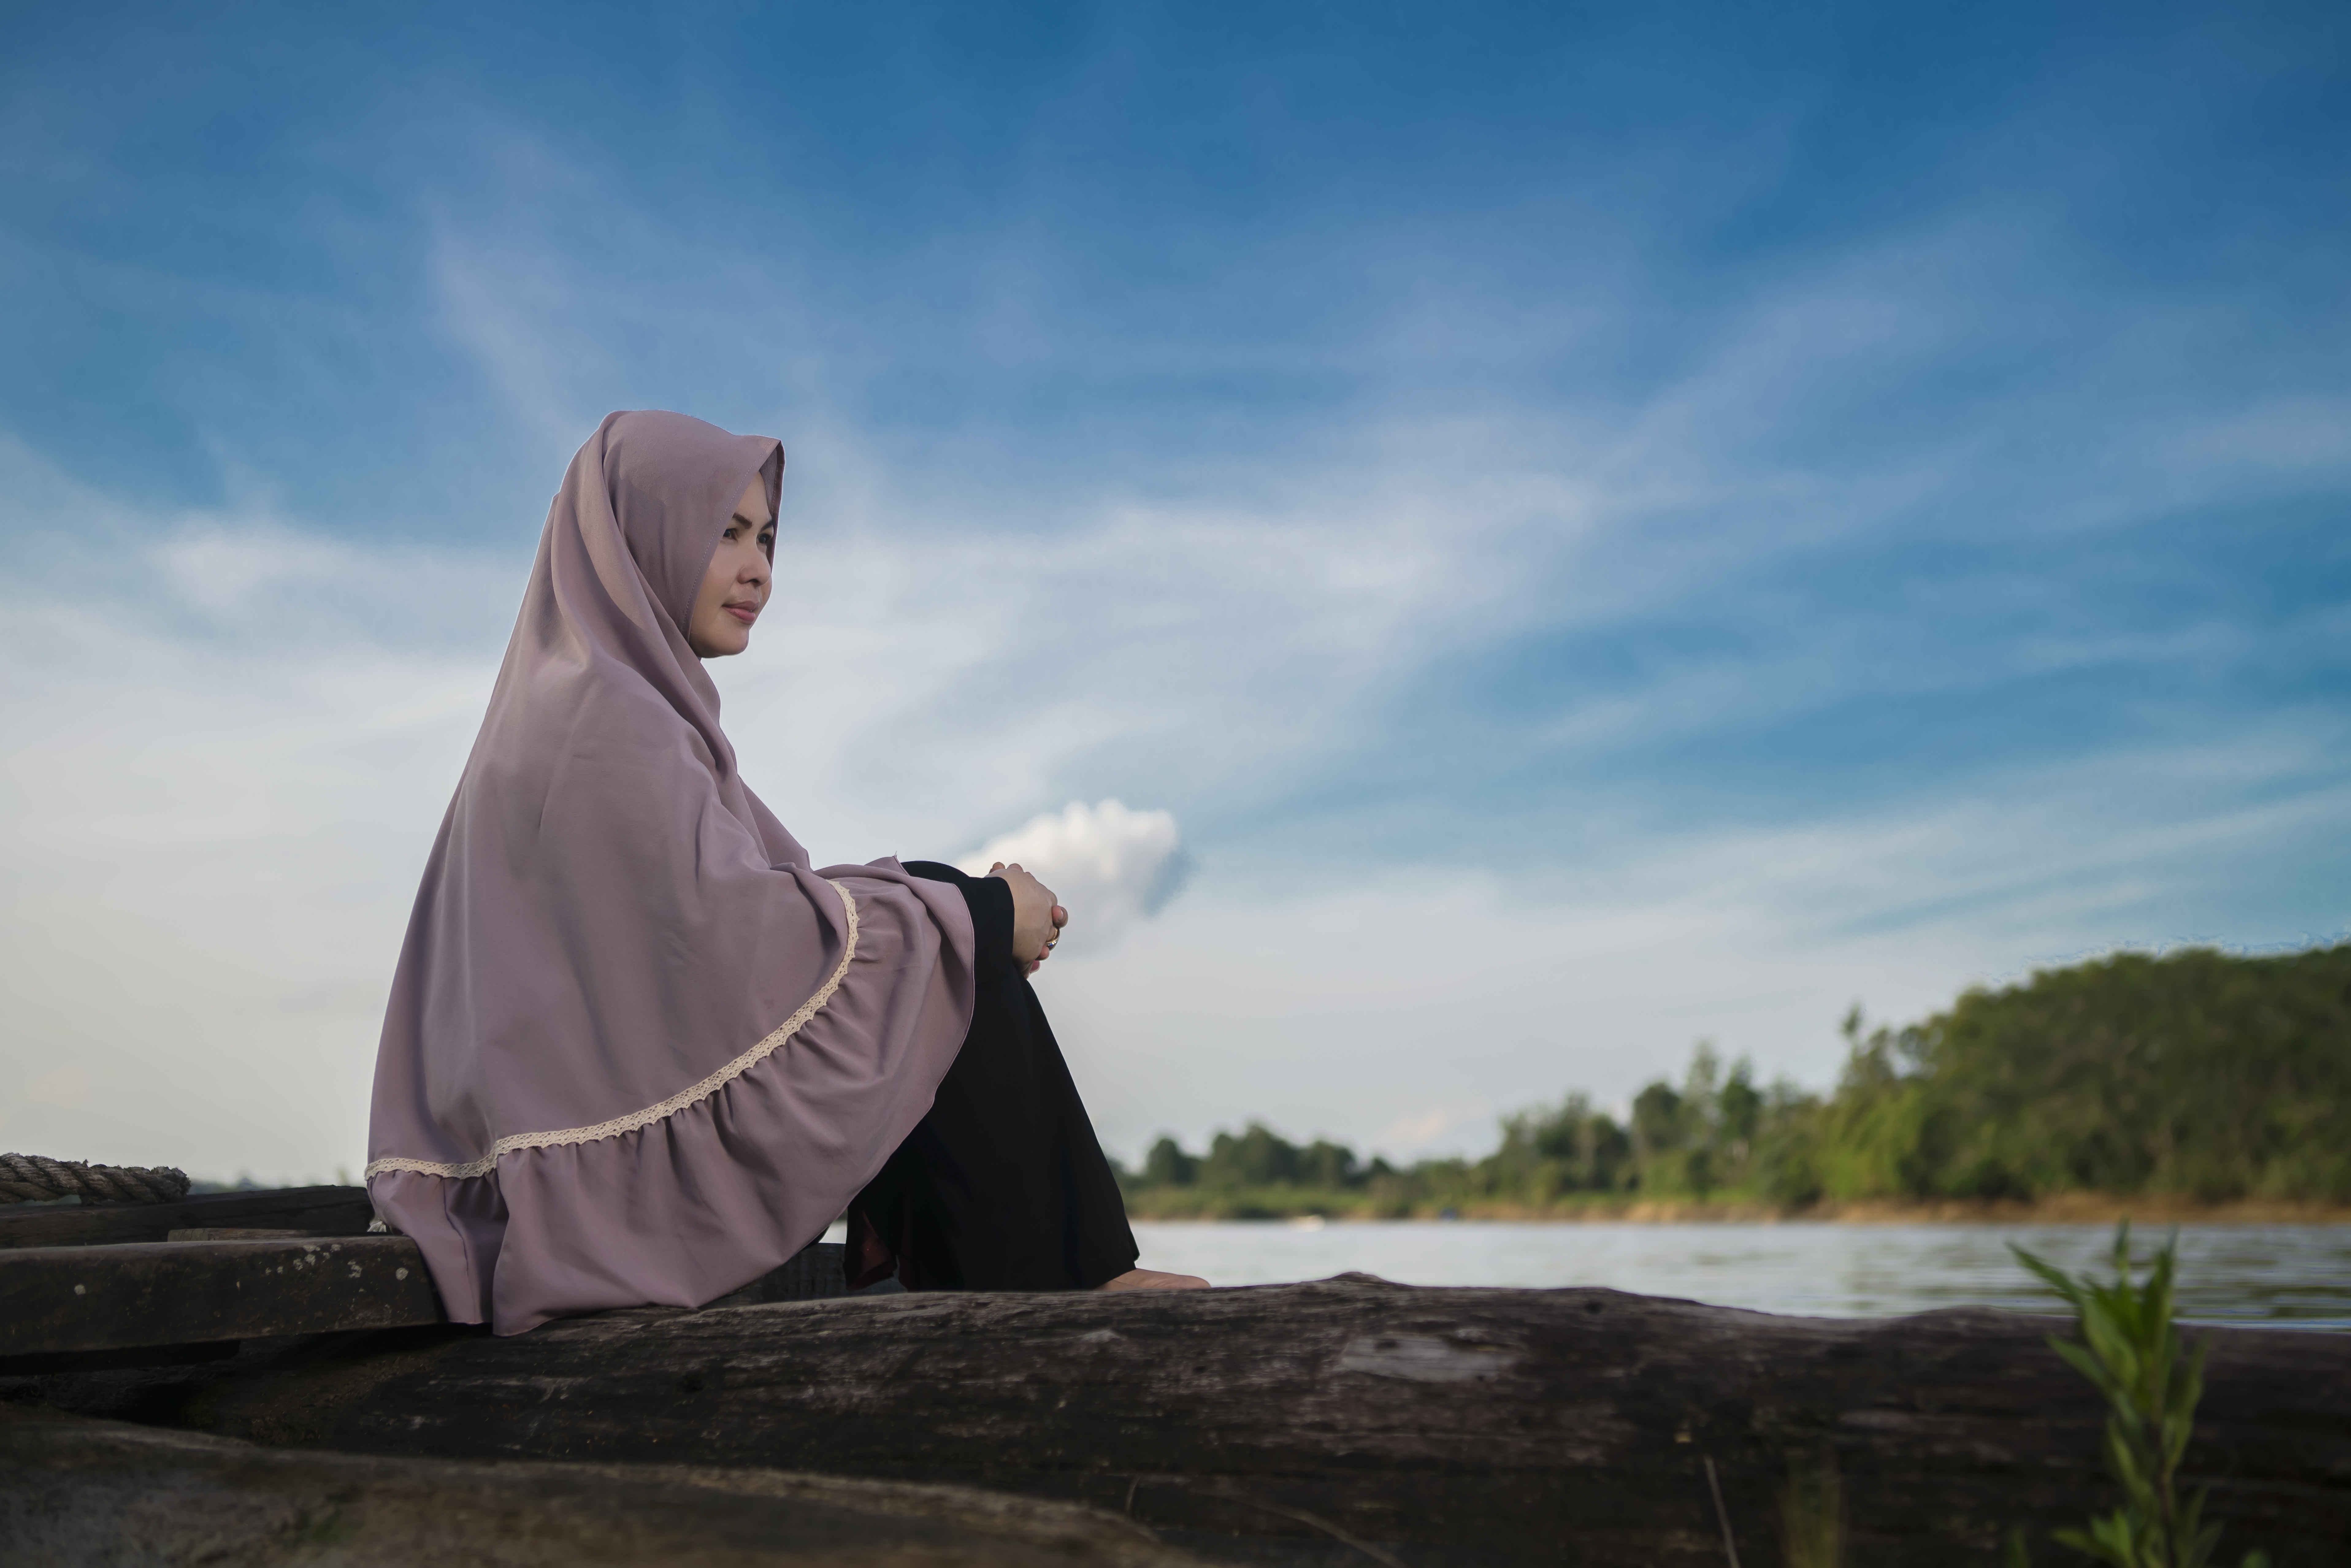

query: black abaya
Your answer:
[844,862,1139,1291]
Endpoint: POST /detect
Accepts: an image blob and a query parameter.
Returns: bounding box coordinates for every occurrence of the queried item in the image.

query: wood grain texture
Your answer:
[0,1237,441,1357]
[0,1404,1207,1566]
[9,1275,2343,1565]
[0,1186,375,1250]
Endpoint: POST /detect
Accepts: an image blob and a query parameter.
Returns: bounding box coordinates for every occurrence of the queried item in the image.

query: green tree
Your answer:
[1119,941,2351,1218]
[1300,1139,1360,1188]
[1921,948,2351,1202]
[1201,1123,1301,1188]
[1143,1136,1197,1188]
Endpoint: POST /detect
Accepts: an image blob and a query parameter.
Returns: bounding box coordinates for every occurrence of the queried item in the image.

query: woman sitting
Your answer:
[365,411,1205,1333]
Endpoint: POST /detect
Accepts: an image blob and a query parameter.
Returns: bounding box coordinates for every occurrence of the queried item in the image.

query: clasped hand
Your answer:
[988,862,1068,975]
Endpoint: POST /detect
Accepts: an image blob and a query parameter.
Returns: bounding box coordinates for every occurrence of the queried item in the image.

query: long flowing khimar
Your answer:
[366,411,977,1334]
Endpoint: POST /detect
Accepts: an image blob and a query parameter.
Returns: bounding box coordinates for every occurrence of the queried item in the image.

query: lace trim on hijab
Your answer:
[363,882,860,1182]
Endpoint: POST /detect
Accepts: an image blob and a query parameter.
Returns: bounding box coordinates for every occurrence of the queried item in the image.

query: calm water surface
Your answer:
[1128,1221,2351,1328]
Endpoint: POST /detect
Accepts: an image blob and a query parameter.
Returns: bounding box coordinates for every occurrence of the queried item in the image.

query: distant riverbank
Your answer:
[1124,1193,2351,1225]
[1123,943,2351,1225]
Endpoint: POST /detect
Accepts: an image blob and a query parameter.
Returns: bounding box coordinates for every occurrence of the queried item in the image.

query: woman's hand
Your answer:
[989,862,1068,975]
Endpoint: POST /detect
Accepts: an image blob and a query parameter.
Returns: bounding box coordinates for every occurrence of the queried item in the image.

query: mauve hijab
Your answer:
[366,411,978,1334]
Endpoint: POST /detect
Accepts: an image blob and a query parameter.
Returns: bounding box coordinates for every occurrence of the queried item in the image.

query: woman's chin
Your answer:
[693,628,752,659]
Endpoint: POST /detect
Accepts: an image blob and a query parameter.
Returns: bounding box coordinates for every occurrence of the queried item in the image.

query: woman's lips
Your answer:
[724,603,759,625]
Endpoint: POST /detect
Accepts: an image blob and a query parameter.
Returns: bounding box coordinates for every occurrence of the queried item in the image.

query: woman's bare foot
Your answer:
[1096,1268,1209,1291]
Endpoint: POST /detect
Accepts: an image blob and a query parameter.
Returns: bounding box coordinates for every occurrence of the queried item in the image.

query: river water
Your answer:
[1126,1220,2351,1328]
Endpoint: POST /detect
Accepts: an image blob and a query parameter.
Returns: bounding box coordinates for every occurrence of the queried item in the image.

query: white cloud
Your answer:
[3,403,2345,1184]
[0,447,508,1183]
[5,162,2347,1185]
[954,799,1186,951]
[1377,1105,1489,1157]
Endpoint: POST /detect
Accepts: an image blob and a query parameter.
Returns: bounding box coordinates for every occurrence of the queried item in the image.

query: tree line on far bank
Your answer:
[1116,941,2351,1218]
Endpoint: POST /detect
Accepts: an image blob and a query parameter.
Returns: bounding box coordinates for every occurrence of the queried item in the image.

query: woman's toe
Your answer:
[1098,1268,1210,1291]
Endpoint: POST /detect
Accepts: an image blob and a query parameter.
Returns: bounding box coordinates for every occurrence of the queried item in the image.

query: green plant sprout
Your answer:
[1779,1451,1842,1568]
[2006,1223,2269,1568]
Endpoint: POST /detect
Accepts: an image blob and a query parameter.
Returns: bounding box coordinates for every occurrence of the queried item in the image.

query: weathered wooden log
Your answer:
[713,1240,868,1305]
[0,1404,1207,1566]
[0,1235,860,1372]
[8,1275,2343,1566]
[0,1238,441,1360]
[0,1185,375,1250]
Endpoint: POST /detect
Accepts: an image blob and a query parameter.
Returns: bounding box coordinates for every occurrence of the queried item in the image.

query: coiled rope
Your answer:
[0,1153,192,1206]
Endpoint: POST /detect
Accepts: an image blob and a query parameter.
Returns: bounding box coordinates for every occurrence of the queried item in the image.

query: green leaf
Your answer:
[2102,1424,2153,1508]
[2049,1336,2117,1396]
[2051,1521,2133,1567]
[2017,1221,2252,1568]
[2013,1243,2091,1309]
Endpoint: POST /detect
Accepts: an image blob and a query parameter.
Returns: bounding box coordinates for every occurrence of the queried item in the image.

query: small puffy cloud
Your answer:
[1376,1105,1492,1158]
[957,800,1188,951]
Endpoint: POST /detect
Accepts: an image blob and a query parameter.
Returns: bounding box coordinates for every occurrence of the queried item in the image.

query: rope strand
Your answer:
[0,1152,192,1205]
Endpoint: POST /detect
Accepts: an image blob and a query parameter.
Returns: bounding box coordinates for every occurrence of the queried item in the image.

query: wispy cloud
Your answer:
[2,5,2345,1179]
[7,425,2337,1179]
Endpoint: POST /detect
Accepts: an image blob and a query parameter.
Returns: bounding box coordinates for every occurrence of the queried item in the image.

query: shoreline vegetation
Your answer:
[1117,942,2351,1225]
[1124,1195,2351,1225]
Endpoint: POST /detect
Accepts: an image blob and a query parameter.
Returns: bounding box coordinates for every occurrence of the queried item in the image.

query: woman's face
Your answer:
[686,474,776,659]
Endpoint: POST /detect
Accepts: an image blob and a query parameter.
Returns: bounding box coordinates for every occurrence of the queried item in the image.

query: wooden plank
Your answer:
[0,1237,442,1356]
[166,1228,308,1242]
[0,1185,375,1250]
[24,1276,2340,1568]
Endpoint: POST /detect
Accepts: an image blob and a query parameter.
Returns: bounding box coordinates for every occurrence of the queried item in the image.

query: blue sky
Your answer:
[3,3,2346,1181]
